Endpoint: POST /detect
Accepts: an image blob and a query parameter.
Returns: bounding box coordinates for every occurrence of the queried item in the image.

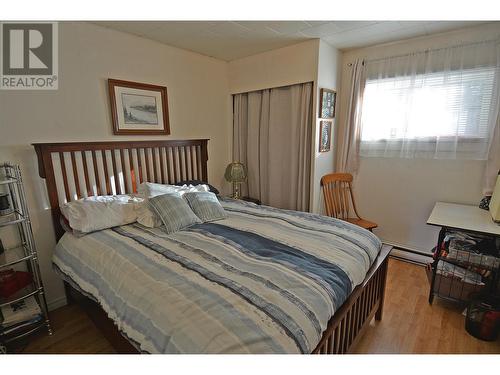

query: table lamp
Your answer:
[224,162,247,199]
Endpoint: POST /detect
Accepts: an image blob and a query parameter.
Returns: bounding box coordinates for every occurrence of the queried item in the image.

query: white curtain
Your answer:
[359,40,500,164]
[233,82,313,211]
[484,118,500,194]
[336,59,366,173]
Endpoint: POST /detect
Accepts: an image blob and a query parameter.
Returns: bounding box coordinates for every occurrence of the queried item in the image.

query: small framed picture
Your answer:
[108,79,170,135]
[319,88,336,119]
[319,121,332,153]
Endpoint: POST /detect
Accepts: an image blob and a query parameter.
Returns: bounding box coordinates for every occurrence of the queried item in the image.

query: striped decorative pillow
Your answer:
[148,193,201,234]
[183,192,228,222]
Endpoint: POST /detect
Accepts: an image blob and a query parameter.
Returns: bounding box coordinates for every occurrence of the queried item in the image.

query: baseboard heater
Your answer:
[384,242,433,266]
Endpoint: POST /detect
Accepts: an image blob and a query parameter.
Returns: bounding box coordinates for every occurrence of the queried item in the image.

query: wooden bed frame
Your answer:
[33,139,390,354]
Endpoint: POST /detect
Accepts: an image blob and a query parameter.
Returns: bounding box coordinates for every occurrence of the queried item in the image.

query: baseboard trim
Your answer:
[390,254,427,267]
[47,296,67,311]
[383,241,433,266]
[381,240,433,256]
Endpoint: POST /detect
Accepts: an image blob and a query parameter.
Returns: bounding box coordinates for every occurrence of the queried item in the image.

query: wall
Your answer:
[228,39,342,213]
[338,22,500,253]
[312,40,342,214]
[228,39,319,94]
[0,22,232,310]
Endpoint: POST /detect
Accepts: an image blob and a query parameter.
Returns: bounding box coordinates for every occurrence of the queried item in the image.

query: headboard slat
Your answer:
[136,149,143,184]
[127,148,136,193]
[159,148,165,184]
[197,146,202,180]
[152,148,158,183]
[165,148,173,184]
[173,147,179,182]
[144,148,151,182]
[190,146,196,180]
[102,150,111,194]
[70,152,81,199]
[81,151,91,197]
[183,147,189,180]
[110,149,119,195]
[119,148,128,193]
[59,152,71,202]
[91,150,102,196]
[181,147,187,180]
[33,139,209,241]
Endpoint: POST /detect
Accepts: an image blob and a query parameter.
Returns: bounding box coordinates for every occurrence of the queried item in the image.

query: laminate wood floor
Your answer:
[14,258,500,354]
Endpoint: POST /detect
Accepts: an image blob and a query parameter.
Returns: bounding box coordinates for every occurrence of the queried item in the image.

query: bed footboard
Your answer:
[313,244,391,354]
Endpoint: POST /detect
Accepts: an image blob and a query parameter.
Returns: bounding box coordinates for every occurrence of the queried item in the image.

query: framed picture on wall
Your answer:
[108,79,170,135]
[319,88,336,119]
[319,120,332,153]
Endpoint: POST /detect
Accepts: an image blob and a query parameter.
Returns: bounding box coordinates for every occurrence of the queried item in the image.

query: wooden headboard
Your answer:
[33,139,209,241]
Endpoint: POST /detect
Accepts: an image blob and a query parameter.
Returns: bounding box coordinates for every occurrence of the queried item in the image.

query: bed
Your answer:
[33,139,391,354]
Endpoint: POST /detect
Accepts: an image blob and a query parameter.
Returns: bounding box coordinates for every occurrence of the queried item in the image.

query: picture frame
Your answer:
[319,88,336,119]
[319,120,332,153]
[108,79,170,135]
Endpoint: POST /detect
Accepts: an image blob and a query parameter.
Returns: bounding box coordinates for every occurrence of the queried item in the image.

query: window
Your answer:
[360,65,498,160]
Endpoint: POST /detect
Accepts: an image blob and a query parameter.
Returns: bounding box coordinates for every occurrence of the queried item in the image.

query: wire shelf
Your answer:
[0,163,51,348]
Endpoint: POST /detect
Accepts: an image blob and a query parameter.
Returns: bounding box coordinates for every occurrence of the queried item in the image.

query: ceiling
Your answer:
[95,21,488,61]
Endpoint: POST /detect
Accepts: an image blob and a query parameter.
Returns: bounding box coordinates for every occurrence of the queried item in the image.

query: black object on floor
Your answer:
[465,293,500,341]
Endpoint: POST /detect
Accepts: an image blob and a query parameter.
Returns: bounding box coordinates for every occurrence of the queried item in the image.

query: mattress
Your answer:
[53,199,382,353]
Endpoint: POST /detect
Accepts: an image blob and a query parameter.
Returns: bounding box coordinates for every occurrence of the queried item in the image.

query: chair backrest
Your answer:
[321,173,360,220]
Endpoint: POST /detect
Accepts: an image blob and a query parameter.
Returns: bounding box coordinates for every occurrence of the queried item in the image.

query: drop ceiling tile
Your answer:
[140,27,196,44]
[389,25,429,39]
[97,21,164,36]
[207,22,252,37]
[175,36,241,60]
[325,24,428,50]
[327,21,418,45]
[93,21,490,61]
[354,22,408,35]
[238,26,290,41]
[331,21,379,31]
[233,21,269,31]
[423,21,483,34]
[299,22,344,37]
[304,21,330,27]
[154,21,219,33]
[397,21,429,29]
[261,21,312,35]
[236,21,311,36]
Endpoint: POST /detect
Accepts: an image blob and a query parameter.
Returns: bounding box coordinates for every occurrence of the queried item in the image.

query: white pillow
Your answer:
[60,195,143,234]
[137,182,209,198]
[137,183,209,228]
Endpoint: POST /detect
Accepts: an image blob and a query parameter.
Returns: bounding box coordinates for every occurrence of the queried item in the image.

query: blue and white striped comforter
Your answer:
[53,199,381,353]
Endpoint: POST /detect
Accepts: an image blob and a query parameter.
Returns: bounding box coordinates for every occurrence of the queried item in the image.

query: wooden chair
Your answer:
[321,173,378,231]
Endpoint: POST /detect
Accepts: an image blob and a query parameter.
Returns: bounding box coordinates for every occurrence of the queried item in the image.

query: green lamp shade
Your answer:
[224,162,247,183]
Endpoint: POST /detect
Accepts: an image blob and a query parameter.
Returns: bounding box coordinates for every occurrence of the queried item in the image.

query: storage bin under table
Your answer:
[426,202,500,304]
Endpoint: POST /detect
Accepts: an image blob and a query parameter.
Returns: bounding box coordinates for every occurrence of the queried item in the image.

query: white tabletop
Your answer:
[427,202,500,236]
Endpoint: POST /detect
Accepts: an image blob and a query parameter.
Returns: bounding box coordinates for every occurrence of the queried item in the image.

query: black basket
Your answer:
[465,293,500,341]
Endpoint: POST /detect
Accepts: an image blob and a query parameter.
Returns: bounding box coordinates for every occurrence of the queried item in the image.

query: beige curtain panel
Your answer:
[233,82,313,211]
[336,59,366,174]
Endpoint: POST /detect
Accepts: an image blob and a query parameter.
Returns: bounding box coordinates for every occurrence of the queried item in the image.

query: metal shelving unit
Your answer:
[0,163,51,349]
[427,228,499,304]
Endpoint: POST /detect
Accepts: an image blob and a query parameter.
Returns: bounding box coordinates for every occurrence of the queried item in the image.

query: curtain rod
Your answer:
[346,38,499,66]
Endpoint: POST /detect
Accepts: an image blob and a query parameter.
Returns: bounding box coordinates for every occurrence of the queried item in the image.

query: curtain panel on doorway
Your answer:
[233,82,313,211]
